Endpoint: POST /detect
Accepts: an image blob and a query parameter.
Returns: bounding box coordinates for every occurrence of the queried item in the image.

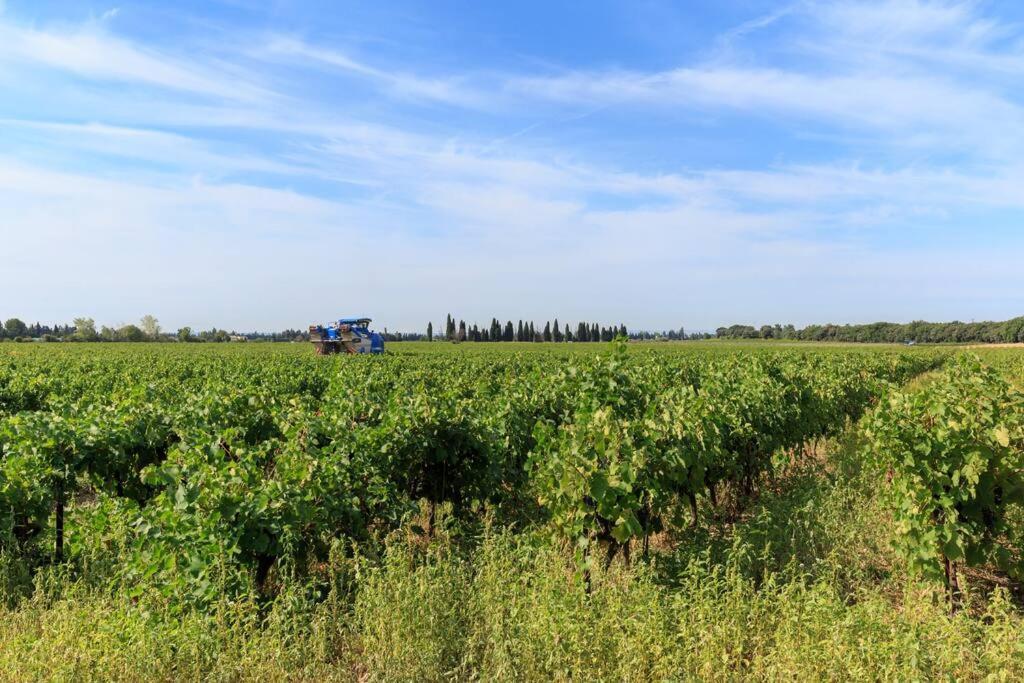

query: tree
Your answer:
[517,320,524,342]
[72,317,98,342]
[503,320,514,342]
[118,324,146,342]
[457,320,467,342]
[553,318,562,342]
[199,328,231,343]
[4,318,28,338]
[177,327,193,342]
[140,315,161,340]
[427,321,433,342]
[543,321,552,342]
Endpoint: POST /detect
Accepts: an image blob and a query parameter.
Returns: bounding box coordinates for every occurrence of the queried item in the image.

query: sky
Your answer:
[2,0,1024,333]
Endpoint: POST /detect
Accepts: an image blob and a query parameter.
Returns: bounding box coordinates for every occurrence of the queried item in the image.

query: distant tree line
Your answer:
[430,315,627,342]
[13,313,1021,346]
[0,316,312,343]
[380,330,426,342]
[627,327,715,341]
[714,317,1024,344]
[0,319,76,342]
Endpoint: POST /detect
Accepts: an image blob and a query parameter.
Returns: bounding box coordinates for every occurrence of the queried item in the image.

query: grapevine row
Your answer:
[0,343,939,603]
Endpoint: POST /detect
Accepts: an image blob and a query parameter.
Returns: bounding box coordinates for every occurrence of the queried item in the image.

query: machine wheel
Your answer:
[315,341,340,355]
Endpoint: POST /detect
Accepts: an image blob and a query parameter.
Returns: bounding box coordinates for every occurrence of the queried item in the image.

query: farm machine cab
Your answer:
[309,317,385,355]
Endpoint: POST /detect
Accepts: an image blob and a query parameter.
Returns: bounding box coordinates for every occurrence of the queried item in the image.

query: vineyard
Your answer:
[2,341,1024,680]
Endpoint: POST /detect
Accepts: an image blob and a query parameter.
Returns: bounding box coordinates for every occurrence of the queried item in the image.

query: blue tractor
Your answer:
[309,317,385,355]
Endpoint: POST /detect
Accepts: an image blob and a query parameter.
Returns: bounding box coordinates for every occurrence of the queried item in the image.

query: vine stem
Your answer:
[54,478,65,563]
[944,554,962,615]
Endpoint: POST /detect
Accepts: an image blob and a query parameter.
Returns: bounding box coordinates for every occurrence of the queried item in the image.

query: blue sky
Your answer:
[2,0,1024,332]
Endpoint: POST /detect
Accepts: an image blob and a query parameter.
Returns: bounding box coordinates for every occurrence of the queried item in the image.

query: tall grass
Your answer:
[1,528,1022,681]
[2,414,1023,681]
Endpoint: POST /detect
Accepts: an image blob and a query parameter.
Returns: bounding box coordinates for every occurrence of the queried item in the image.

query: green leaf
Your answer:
[610,521,632,543]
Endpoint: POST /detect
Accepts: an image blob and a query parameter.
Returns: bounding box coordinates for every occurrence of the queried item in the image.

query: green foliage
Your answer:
[1,341,1023,679]
[866,354,1024,589]
[0,339,938,597]
[529,339,939,570]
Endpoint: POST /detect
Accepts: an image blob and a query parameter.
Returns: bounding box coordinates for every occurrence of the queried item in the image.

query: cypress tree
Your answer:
[553,318,562,342]
[543,321,552,342]
[517,320,524,342]
[427,321,433,341]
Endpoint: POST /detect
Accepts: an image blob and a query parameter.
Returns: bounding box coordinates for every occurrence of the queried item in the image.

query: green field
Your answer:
[1,341,1023,681]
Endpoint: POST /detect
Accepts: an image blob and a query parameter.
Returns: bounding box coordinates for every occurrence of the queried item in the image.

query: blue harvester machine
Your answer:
[309,317,385,355]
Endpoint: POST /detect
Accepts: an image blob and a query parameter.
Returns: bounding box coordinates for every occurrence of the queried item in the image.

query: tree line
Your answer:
[715,316,1024,344]
[627,327,715,341]
[0,316,308,343]
[428,315,628,343]
[10,313,1022,345]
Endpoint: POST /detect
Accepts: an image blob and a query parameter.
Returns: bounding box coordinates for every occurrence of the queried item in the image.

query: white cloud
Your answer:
[258,37,490,108]
[504,1,1024,164]
[3,1,1024,329]
[814,0,994,44]
[0,119,323,178]
[0,18,266,100]
[511,64,1024,161]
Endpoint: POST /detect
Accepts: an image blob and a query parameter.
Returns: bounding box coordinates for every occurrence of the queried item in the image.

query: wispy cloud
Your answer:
[3,1,1024,329]
[0,118,324,179]
[0,17,267,100]
[258,36,490,108]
